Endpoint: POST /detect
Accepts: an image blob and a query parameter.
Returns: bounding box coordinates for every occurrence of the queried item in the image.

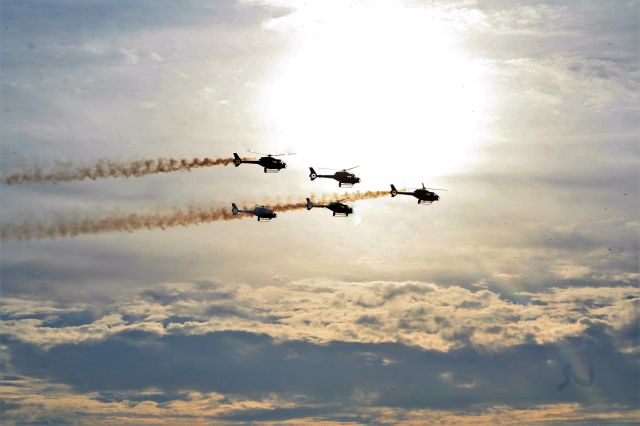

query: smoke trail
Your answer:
[1,190,389,241]
[557,363,595,391]
[340,190,389,202]
[271,190,389,204]
[3,157,237,185]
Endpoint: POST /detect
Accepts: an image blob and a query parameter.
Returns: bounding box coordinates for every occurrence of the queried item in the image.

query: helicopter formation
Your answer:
[231,151,445,221]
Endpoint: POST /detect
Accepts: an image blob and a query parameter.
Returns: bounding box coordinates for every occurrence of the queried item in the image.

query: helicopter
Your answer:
[231,203,277,221]
[233,151,293,173]
[306,198,353,217]
[309,166,360,187]
[390,183,446,204]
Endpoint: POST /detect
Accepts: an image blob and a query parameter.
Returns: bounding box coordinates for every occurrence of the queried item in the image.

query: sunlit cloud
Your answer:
[3,280,637,353]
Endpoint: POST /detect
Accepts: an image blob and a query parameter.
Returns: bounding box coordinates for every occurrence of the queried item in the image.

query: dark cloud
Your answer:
[94,390,191,404]
[4,324,639,412]
[0,245,184,301]
[40,310,97,328]
[457,300,483,309]
[356,314,383,327]
[1,0,290,38]
[140,283,234,306]
[383,283,436,301]
[218,406,338,422]
[204,304,253,319]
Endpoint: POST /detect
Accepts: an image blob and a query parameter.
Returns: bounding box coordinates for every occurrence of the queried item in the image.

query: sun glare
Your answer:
[260,2,491,184]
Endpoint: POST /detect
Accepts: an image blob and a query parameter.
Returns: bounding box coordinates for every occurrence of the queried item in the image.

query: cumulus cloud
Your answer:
[2,369,638,425]
[2,318,638,424]
[0,374,293,426]
[2,280,638,353]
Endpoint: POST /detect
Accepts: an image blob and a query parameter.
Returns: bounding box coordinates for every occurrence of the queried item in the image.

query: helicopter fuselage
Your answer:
[412,189,439,204]
[309,167,360,187]
[326,201,353,216]
[390,185,440,204]
[306,198,353,216]
[257,156,286,170]
[231,203,277,221]
[234,153,287,172]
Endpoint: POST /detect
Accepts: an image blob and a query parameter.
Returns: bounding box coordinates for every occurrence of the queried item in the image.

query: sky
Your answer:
[0,0,638,424]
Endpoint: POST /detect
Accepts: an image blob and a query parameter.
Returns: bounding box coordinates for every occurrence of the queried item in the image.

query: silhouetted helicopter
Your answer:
[233,151,293,173]
[231,203,277,221]
[390,183,446,204]
[309,166,360,187]
[306,198,353,217]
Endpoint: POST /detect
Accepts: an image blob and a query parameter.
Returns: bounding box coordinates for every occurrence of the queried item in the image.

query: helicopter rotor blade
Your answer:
[426,187,448,191]
[248,150,296,157]
[344,166,360,171]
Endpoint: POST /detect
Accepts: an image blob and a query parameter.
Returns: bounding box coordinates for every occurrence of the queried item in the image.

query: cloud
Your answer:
[1,0,289,38]
[2,280,638,354]
[493,54,639,113]
[2,321,638,422]
[2,370,638,425]
[0,374,288,425]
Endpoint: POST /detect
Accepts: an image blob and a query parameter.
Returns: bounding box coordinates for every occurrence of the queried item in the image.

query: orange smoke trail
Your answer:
[0,190,389,241]
[2,157,236,185]
[339,190,389,203]
[309,190,390,204]
[1,206,238,241]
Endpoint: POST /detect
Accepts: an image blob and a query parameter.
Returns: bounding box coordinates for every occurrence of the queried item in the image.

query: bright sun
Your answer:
[260,2,491,185]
